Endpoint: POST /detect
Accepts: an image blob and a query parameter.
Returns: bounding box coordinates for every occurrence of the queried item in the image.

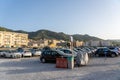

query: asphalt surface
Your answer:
[0,57,120,80]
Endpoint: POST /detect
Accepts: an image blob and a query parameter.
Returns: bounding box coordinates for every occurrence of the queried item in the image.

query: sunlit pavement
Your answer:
[0,57,120,80]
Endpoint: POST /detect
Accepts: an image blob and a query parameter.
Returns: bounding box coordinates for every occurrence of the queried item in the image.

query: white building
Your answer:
[84,40,112,47]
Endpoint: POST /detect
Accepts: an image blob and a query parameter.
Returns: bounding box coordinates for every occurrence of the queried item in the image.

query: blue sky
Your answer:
[0,0,120,39]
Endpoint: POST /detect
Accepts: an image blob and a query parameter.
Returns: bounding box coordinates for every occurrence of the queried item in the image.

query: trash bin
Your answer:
[67,56,74,69]
[56,58,68,68]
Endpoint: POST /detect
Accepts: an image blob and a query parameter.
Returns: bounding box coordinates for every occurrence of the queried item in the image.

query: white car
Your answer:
[4,50,22,58]
[22,51,32,57]
[31,49,41,56]
[0,50,8,57]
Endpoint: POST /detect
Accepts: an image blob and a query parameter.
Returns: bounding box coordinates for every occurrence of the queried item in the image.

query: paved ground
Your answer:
[0,57,120,80]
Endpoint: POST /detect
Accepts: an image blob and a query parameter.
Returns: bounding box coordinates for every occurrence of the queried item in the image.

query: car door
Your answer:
[50,51,59,61]
[45,51,52,61]
[96,49,102,56]
[103,48,109,56]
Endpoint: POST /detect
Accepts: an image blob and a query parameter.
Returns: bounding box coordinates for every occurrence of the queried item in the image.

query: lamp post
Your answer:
[67,36,74,69]
[70,36,73,51]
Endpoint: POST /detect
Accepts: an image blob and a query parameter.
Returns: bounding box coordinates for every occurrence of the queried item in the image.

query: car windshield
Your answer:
[57,50,75,57]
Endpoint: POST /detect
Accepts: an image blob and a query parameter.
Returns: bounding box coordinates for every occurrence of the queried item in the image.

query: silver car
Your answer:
[4,50,22,58]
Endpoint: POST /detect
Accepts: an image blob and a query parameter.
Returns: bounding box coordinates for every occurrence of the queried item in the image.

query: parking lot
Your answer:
[0,57,120,80]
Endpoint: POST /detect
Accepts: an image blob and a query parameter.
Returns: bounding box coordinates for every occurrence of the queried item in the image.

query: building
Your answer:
[100,40,112,46]
[73,40,84,47]
[90,41,100,46]
[83,40,112,47]
[48,40,61,48]
[28,39,62,48]
[28,39,49,48]
[0,31,28,47]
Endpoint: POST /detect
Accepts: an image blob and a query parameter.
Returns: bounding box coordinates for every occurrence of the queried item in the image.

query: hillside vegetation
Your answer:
[0,27,102,41]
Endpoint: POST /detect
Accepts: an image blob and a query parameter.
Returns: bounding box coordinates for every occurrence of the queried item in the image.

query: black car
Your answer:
[40,49,73,63]
[95,47,119,57]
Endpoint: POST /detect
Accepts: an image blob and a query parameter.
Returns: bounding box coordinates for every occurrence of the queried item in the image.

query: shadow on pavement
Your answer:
[0,58,68,74]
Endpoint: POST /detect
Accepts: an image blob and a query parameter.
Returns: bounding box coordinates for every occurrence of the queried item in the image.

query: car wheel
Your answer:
[22,54,23,57]
[41,58,46,63]
[111,54,116,57]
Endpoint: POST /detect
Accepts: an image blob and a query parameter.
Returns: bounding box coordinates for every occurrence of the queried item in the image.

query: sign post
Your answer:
[70,36,73,51]
[67,36,74,69]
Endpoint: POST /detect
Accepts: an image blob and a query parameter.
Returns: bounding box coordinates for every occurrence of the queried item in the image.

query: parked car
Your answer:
[0,50,8,57]
[21,50,32,57]
[59,49,77,56]
[4,50,22,58]
[40,49,74,63]
[108,47,120,54]
[31,49,41,56]
[59,49,78,60]
[95,47,119,57]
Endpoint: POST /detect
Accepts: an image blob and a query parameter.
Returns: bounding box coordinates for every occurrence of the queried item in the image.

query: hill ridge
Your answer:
[0,27,102,41]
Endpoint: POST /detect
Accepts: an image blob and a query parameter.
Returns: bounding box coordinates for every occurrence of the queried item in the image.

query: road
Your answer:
[0,57,120,80]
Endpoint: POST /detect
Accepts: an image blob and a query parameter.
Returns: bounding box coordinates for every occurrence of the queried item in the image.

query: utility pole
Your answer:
[70,36,73,51]
[67,36,74,69]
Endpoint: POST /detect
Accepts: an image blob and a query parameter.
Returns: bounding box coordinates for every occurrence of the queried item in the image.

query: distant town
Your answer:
[0,30,119,48]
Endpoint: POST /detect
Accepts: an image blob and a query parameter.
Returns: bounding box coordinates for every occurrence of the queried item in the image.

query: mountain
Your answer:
[0,27,13,31]
[14,30,28,33]
[28,29,70,41]
[72,34,102,41]
[0,27,102,41]
[28,29,102,41]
